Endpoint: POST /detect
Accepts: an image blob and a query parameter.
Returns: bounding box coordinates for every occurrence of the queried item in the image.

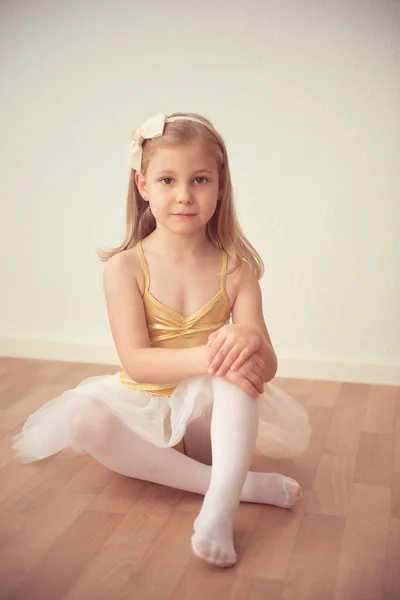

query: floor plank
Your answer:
[0,358,398,599]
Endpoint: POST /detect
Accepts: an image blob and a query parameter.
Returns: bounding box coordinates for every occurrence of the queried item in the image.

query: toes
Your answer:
[191,535,236,568]
[282,477,302,509]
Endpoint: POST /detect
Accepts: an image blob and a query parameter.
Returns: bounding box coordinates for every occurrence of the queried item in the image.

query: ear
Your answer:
[135,171,149,201]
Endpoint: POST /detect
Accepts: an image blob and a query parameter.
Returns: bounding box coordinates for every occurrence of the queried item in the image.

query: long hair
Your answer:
[98,112,264,279]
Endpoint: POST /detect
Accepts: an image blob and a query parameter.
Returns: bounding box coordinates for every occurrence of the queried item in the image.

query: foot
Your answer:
[191,475,302,567]
[191,534,236,568]
[191,493,237,568]
[244,472,302,508]
[281,476,302,509]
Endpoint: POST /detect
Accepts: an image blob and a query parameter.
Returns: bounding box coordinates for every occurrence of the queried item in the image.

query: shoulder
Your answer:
[224,254,260,310]
[103,246,145,295]
[227,255,259,291]
[238,260,259,284]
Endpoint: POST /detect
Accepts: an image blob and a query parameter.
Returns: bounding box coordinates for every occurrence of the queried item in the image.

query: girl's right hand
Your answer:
[221,353,265,398]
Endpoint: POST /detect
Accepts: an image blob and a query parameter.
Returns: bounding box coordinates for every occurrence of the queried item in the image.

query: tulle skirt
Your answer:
[13,373,311,462]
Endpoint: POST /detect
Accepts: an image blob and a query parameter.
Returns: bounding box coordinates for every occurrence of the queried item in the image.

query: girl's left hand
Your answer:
[207,324,263,377]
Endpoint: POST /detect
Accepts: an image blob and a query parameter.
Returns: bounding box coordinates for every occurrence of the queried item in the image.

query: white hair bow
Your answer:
[129,113,216,172]
[130,113,166,172]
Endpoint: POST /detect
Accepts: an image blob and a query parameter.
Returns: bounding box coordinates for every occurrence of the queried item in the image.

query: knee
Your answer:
[67,396,115,451]
[211,375,253,399]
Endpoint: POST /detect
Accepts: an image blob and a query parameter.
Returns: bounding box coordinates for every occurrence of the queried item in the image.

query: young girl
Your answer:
[14,112,310,568]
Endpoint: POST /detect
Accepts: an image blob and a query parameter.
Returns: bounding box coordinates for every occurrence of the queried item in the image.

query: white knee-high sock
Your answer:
[191,377,259,567]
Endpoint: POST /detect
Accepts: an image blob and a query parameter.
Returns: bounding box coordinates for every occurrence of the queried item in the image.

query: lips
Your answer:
[173,213,197,217]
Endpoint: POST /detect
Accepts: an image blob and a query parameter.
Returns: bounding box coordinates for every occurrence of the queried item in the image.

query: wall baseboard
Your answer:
[0,337,399,386]
[276,358,399,386]
[0,337,120,366]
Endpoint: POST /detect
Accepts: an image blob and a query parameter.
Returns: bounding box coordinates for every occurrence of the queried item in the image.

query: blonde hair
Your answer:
[99,112,264,279]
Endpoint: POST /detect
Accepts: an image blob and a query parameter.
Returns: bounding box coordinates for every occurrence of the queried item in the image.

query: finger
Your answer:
[225,370,259,398]
[230,347,253,371]
[252,363,265,384]
[246,371,264,395]
[215,345,243,376]
[207,331,218,348]
[209,333,226,353]
[245,354,265,377]
[206,334,225,365]
[207,331,218,347]
[255,355,265,371]
[237,376,259,398]
[243,361,264,392]
[252,355,265,377]
[245,371,263,394]
[208,338,235,374]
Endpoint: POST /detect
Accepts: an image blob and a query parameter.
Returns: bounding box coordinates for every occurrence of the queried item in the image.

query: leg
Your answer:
[67,396,214,492]
[67,396,300,507]
[191,377,259,566]
[184,403,301,511]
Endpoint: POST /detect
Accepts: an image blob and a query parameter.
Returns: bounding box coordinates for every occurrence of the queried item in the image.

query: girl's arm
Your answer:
[208,263,278,383]
[103,252,209,384]
[231,264,278,382]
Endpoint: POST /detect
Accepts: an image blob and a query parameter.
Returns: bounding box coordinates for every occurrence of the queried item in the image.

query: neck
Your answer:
[147,225,213,258]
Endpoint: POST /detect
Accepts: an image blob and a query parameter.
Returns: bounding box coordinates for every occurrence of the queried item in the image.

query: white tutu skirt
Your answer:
[13,373,311,462]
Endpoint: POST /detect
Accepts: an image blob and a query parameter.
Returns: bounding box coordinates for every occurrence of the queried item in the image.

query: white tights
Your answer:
[67,377,301,567]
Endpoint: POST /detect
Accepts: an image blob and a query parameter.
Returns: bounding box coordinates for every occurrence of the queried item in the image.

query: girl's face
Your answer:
[136,141,220,236]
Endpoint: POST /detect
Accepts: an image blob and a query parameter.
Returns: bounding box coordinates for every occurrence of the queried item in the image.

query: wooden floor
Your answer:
[0,358,399,600]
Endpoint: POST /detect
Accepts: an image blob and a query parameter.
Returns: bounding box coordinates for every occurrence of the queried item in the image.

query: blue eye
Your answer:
[195,177,208,184]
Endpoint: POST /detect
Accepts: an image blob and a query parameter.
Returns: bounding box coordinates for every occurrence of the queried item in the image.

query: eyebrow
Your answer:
[155,169,213,176]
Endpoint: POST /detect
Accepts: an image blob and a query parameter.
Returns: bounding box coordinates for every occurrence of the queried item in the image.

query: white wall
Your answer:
[1,0,399,384]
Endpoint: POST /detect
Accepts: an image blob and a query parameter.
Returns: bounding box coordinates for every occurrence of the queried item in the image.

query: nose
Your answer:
[176,184,193,204]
